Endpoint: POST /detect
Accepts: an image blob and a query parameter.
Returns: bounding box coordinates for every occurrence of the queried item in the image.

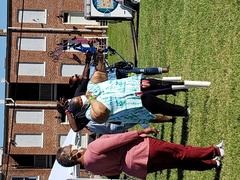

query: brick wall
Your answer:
[4,0,107,179]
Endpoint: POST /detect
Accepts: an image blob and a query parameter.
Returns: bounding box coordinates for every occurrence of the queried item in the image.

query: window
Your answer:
[34,155,55,168]
[59,135,67,147]
[15,134,43,147]
[18,62,45,76]
[9,83,56,101]
[61,64,85,77]
[9,83,75,101]
[76,134,88,148]
[62,12,99,25]
[60,114,68,124]
[12,155,55,169]
[12,176,39,180]
[17,37,46,51]
[16,110,44,124]
[18,9,47,24]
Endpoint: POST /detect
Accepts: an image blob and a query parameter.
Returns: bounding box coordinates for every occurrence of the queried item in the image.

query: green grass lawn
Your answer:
[108,0,240,179]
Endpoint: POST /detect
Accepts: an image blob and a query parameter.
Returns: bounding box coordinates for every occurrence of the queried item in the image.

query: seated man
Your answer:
[59,52,174,132]
[56,128,224,179]
[58,51,170,112]
[67,74,189,127]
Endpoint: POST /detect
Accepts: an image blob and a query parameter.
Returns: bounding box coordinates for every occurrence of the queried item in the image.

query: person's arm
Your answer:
[137,127,159,135]
[89,130,140,154]
[74,78,89,97]
[89,128,159,154]
[65,110,80,132]
[90,71,108,84]
[73,54,91,97]
[87,122,128,134]
[82,52,91,79]
[88,97,110,124]
[82,63,90,80]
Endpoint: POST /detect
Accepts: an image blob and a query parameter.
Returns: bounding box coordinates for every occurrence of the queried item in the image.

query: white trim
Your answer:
[43,62,46,76]
[44,9,47,24]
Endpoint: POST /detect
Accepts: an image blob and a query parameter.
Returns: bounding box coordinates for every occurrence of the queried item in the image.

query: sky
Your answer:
[0,0,7,146]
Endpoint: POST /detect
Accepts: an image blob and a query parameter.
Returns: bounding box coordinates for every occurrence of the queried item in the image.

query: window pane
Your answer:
[26,178,37,180]
[61,64,84,77]
[15,134,43,147]
[18,9,47,24]
[18,62,45,76]
[12,177,38,180]
[16,110,44,124]
[18,37,46,51]
[76,134,88,148]
[9,83,74,101]
[59,135,67,147]
[12,178,24,180]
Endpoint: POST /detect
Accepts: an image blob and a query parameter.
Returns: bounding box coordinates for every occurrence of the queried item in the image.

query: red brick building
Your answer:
[2,0,107,179]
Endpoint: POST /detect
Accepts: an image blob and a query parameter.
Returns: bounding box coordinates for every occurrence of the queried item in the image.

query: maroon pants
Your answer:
[147,138,220,172]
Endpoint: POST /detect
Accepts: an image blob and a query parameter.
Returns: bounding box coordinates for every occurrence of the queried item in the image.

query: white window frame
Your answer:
[14,133,43,148]
[17,37,47,51]
[18,9,47,24]
[18,62,46,76]
[16,110,44,124]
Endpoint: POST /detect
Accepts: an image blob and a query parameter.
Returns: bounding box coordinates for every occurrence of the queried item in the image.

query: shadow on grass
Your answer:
[154,93,190,180]
[177,92,190,180]
[157,121,177,180]
[214,167,222,180]
[166,117,176,180]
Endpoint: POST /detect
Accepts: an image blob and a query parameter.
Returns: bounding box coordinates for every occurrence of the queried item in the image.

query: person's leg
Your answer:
[141,79,185,89]
[141,94,188,116]
[141,79,187,96]
[147,138,220,172]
